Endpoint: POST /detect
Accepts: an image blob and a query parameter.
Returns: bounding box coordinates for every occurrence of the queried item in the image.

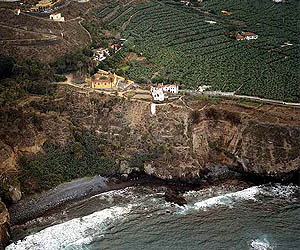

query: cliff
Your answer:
[1,87,299,190]
[0,199,10,250]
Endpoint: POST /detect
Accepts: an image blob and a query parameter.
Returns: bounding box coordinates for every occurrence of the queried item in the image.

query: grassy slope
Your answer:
[0,7,90,62]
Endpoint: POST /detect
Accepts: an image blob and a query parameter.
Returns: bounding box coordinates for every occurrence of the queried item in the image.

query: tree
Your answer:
[0,55,14,80]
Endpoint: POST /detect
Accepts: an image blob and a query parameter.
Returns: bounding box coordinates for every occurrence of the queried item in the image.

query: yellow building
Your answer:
[30,0,59,12]
[91,69,133,90]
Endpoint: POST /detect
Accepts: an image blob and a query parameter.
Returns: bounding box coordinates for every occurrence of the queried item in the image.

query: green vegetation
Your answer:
[83,21,110,48]
[0,57,57,106]
[0,46,95,106]
[129,152,153,171]
[93,0,300,102]
[96,47,130,75]
[0,55,14,80]
[53,48,94,75]
[19,131,118,194]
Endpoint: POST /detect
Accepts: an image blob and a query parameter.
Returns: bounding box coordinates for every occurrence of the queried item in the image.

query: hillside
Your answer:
[90,0,300,102]
[0,6,90,62]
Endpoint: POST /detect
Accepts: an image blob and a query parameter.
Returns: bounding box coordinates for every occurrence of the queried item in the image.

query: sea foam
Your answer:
[250,238,274,250]
[177,186,260,214]
[6,205,132,250]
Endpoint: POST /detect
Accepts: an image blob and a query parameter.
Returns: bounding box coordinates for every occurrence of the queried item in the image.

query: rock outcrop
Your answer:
[0,199,10,250]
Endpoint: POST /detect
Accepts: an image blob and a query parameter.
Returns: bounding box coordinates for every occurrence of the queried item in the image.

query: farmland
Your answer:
[92,0,300,102]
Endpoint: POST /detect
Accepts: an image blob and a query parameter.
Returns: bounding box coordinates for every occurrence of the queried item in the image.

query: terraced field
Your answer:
[94,0,300,102]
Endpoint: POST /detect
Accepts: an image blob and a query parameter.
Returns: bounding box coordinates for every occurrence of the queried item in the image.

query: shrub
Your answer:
[19,131,118,194]
[0,55,14,80]
[190,110,201,124]
[224,111,241,125]
[205,107,221,120]
[129,152,153,170]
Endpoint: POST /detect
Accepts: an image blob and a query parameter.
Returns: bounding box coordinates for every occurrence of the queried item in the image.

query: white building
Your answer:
[151,87,165,102]
[14,9,21,15]
[49,13,65,22]
[162,85,178,94]
[197,85,211,93]
[161,84,179,94]
[241,32,258,40]
[93,48,110,62]
[204,20,217,24]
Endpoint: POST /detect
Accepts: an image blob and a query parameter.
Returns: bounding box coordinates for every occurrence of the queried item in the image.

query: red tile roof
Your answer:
[235,33,245,40]
[242,32,257,37]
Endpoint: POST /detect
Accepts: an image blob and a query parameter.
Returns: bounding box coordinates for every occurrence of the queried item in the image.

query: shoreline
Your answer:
[7,164,299,245]
[8,176,134,226]
[9,173,182,227]
[7,169,299,244]
[9,166,299,227]
[8,174,251,243]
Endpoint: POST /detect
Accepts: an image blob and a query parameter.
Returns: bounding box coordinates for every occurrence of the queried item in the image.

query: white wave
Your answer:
[260,184,299,199]
[178,186,260,214]
[6,205,132,250]
[88,186,137,199]
[250,238,274,250]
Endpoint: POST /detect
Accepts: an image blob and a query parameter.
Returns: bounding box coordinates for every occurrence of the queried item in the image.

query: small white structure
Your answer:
[180,0,190,6]
[14,9,21,15]
[151,87,165,102]
[151,103,156,115]
[281,41,293,47]
[93,48,110,62]
[241,32,258,40]
[197,85,211,93]
[273,0,287,3]
[204,20,217,24]
[49,13,65,22]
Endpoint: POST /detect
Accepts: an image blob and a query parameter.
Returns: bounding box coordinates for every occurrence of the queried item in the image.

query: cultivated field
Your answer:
[94,0,300,102]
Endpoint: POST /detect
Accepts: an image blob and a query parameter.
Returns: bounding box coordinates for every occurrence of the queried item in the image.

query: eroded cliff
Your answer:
[1,87,299,192]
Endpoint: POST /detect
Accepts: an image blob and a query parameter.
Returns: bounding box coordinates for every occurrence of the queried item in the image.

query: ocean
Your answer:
[6,183,300,250]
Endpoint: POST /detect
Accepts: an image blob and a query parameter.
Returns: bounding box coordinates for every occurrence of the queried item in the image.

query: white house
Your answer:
[161,84,179,94]
[93,48,110,62]
[14,9,21,15]
[241,32,258,40]
[151,87,165,102]
[49,13,65,22]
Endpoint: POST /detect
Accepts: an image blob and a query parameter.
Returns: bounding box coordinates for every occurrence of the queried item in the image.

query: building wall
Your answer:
[91,81,115,89]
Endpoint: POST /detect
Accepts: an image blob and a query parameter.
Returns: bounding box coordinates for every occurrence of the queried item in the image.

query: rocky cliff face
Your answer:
[0,199,10,250]
[0,88,299,192]
[1,88,300,187]
[190,109,300,180]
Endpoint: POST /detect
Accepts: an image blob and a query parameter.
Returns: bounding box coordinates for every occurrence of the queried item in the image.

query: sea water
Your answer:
[6,184,300,250]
